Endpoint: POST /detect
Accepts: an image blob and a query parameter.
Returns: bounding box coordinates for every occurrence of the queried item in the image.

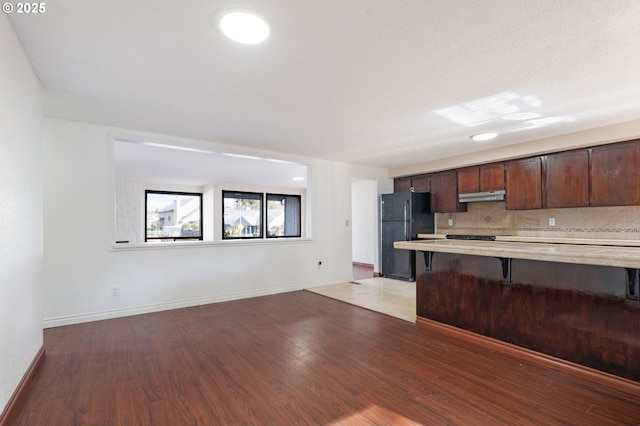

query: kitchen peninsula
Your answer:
[395,236,640,386]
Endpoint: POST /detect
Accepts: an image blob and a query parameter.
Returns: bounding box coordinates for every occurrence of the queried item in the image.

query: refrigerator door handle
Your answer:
[404,200,409,240]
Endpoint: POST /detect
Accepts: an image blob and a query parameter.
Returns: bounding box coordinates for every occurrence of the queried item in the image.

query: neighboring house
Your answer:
[152,197,201,238]
[154,198,200,228]
[223,210,261,237]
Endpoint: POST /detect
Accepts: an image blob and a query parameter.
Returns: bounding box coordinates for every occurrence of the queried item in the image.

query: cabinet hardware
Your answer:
[498,257,512,283]
[625,268,640,300]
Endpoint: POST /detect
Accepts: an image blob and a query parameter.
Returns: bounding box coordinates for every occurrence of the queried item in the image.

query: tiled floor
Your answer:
[305,277,416,322]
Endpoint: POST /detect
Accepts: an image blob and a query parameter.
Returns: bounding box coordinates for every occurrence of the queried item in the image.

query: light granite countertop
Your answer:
[417,234,640,247]
[396,236,640,268]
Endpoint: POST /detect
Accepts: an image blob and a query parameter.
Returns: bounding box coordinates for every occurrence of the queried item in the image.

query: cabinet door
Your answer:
[590,141,640,207]
[480,163,505,192]
[394,177,412,193]
[506,157,542,210]
[457,167,479,194]
[431,170,466,213]
[411,174,431,192]
[543,150,589,208]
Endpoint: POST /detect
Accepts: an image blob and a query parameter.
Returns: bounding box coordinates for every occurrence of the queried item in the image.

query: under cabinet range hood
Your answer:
[458,190,505,203]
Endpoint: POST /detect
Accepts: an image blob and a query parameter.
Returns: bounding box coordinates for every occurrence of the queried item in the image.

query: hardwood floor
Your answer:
[352,262,374,280]
[8,291,640,425]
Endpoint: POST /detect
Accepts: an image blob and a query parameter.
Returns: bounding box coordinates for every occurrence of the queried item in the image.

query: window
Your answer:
[114,138,308,244]
[223,191,263,239]
[266,194,301,238]
[145,190,203,242]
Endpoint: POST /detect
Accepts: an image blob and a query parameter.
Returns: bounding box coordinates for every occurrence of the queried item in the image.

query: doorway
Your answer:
[351,179,379,280]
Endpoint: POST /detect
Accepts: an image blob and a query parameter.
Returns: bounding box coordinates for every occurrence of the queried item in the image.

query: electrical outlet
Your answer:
[448,218,453,226]
[549,218,556,226]
[111,285,120,296]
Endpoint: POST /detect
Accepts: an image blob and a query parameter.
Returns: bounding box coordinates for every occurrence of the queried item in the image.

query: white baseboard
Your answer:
[43,285,303,328]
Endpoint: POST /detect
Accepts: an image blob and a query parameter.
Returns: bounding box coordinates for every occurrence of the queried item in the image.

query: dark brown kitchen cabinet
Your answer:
[458,163,505,194]
[431,170,466,213]
[393,177,412,192]
[394,174,430,193]
[410,174,430,192]
[590,140,640,207]
[543,150,589,208]
[480,163,505,192]
[505,157,542,210]
[457,167,480,194]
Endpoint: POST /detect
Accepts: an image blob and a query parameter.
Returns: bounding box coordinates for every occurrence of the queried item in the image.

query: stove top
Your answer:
[445,234,496,241]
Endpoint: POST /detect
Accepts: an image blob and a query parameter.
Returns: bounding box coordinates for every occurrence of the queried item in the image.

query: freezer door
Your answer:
[381,192,411,222]
[409,192,434,237]
[381,221,415,281]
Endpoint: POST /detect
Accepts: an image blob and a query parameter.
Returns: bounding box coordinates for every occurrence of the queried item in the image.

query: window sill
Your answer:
[110,237,313,251]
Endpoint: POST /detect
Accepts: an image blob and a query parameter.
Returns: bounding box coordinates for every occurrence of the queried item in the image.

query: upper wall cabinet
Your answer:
[394,174,430,193]
[431,170,466,213]
[480,163,505,192]
[590,140,640,207]
[397,137,640,212]
[543,150,589,208]
[457,167,480,194]
[505,157,542,210]
[394,177,412,193]
[411,174,431,192]
[458,163,505,194]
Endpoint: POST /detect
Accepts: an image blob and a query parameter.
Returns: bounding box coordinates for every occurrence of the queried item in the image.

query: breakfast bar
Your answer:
[395,236,640,383]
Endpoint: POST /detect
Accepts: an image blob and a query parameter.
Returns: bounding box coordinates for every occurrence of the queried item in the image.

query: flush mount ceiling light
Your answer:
[219,8,270,44]
[470,133,498,142]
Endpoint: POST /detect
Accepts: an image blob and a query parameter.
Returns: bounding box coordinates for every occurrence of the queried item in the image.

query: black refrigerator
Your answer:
[380,191,434,281]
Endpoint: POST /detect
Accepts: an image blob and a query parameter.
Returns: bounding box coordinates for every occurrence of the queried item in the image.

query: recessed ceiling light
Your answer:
[470,133,497,142]
[292,176,305,181]
[219,8,270,44]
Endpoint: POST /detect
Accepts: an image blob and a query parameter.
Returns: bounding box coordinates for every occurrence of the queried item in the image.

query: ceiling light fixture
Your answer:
[470,133,497,142]
[219,8,270,44]
[292,176,305,181]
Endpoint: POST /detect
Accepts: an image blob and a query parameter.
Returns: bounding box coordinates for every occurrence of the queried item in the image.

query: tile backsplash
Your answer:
[436,201,640,240]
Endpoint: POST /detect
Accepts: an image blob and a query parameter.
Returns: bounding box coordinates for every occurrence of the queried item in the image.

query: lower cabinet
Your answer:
[416,251,640,382]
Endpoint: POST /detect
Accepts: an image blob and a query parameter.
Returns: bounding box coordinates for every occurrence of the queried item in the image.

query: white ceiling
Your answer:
[9,0,640,176]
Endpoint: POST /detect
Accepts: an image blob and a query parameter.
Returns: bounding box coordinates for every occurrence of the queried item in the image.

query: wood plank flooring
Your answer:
[352,262,375,281]
[9,291,640,425]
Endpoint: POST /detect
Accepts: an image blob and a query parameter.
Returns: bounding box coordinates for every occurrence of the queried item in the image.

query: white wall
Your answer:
[42,117,392,327]
[0,15,43,415]
[351,179,379,269]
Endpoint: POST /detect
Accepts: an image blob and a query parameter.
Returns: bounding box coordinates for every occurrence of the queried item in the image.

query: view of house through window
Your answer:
[115,138,308,243]
[223,191,263,239]
[267,194,301,237]
[145,190,203,242]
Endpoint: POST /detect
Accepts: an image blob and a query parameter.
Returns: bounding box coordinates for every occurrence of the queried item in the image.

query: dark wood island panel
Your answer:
[416,251,640,382]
